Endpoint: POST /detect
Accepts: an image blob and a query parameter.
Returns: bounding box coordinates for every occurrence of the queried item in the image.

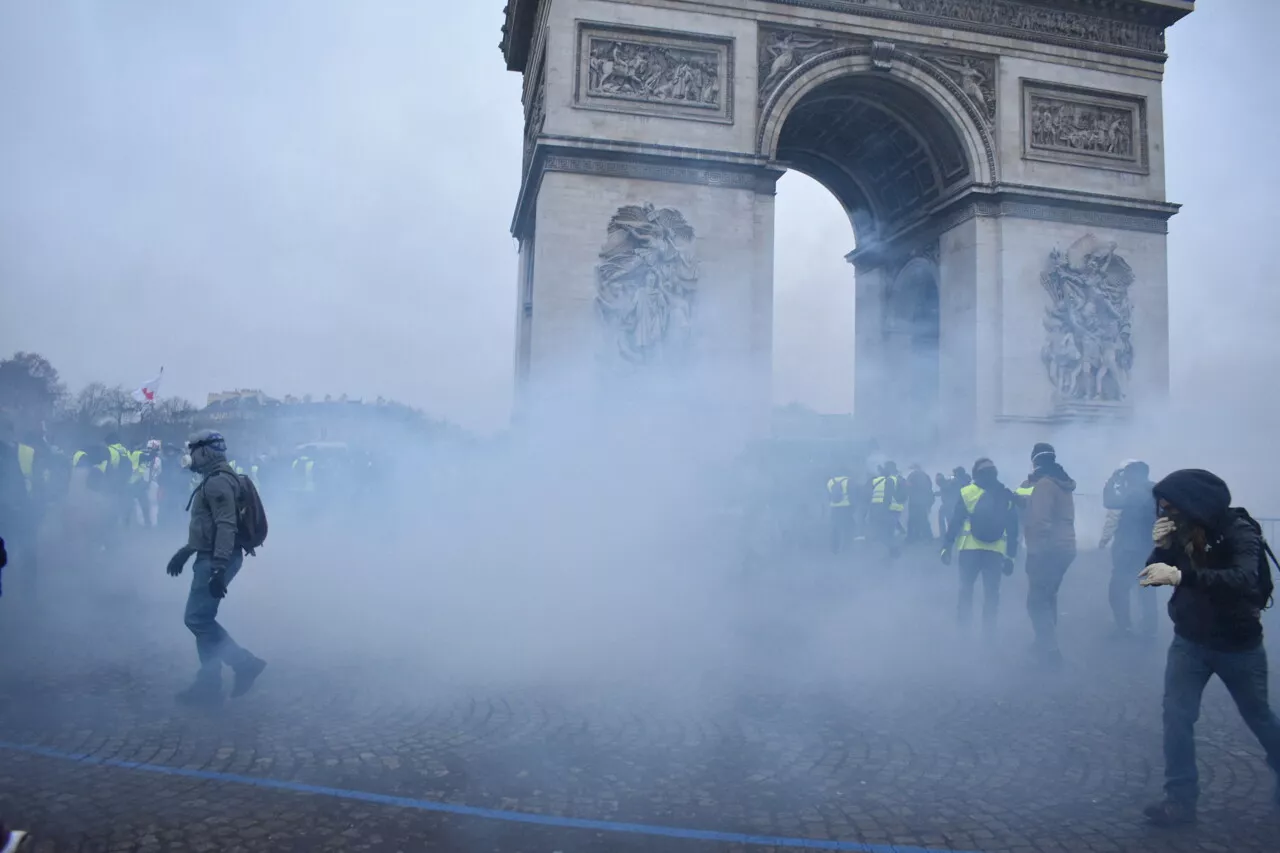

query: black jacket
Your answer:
[1103,470,1156,555]
[1148,513,1266,652]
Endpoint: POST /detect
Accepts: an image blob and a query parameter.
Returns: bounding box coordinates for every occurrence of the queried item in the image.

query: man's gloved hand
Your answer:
[1002,557,1015,576]
[939,547,952,566]
[1139,562,1182,587]
[166,547,194,577]
[1153,518,1176,548]
[208,563,228,599]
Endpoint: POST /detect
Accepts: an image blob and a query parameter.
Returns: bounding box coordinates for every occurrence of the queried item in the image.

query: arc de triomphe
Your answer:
[501,0,1191,451]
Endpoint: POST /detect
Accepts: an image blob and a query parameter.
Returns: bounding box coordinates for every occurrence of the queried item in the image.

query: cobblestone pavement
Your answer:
[2,540,1279,852]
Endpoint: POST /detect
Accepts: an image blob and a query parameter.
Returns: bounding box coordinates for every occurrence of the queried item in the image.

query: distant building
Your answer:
[206,389,275,407]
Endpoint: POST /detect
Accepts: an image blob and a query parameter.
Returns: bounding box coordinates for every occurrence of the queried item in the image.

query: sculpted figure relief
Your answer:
[923,52,996,124]
[595,204,698,365]
[1030,96,1134,158]
[854,0,1164,53]
[759,31,836,95]
[1040,234,1135,403]
[587,38,721,108]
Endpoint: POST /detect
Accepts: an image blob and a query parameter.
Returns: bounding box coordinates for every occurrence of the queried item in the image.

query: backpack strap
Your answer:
[184,467,240,512]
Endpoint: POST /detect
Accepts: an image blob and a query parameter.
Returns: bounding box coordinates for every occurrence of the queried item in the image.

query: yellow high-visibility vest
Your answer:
[889,475,905,513]
[17,443,35,493]
[871,476,889,505]
[128,450,144,483]
[292,457,315,492]
[72,450,87,468]
[959,483,1008,556]
[828,476,851,507]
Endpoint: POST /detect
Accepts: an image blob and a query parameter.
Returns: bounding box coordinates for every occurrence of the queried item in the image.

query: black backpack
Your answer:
[969,487,1014,544]
[189,469,269,556]
[1234,508,1276,610]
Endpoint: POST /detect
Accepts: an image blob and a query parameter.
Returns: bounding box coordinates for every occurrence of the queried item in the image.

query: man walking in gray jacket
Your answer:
[167,430,266,706]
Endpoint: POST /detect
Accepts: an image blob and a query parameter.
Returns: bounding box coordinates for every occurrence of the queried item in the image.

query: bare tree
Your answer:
[0,351,67,420]
[148,396,199,426]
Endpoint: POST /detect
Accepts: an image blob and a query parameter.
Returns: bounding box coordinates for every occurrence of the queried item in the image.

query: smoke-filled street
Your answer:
[2,526,1277,853]
[6,2,1280,851]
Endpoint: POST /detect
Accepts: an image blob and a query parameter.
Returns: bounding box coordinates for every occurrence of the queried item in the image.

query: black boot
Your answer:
[1143,799,1196,827]
[230,657,267,699]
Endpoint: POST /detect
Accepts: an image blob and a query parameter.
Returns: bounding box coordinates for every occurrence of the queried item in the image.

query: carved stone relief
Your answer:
[758,27,996,130]
[595,203,699,366]
[576,24,733,123]
[757,26,862,106]
[1022,81,1147,173]
[838,0,1166,54]
[922,51,996,125]
[1040,234,1135,403]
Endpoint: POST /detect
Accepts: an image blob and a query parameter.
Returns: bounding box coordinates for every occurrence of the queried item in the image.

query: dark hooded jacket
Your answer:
[1020,459,1076,556]
[186,443,240,564]
[1103,464,1157,556]
[1149,469,1266,652]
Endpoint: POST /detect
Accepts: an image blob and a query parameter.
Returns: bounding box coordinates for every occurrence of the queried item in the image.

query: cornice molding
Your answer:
[511,144,784,238]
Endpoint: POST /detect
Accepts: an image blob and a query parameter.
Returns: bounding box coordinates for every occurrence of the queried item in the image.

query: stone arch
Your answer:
[758,49,996,242]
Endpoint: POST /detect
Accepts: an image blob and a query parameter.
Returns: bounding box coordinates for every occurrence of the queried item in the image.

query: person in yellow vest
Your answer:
[939,458,1020,636]
[292,456,315,493]
[827,472,855,554]
[102,432,136,528]
[16,442,36,496]
[866,461,904,560]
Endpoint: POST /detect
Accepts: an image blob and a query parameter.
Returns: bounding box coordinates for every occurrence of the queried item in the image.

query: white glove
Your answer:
[1139,562,1182,587]
[1152,518,1176,548]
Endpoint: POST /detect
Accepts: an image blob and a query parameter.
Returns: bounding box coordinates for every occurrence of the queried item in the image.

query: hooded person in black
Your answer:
[1019,443,1076,666]
[1102,460,1157,638]
[166,430,266,706]
[1138,469,1280,826]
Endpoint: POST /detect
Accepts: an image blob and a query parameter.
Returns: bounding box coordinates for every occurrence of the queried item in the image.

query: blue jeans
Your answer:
[184,552,254,683]
[1163,635,1280,804]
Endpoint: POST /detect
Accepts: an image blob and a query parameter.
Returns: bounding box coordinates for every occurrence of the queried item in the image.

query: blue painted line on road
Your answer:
[0,739,981,853]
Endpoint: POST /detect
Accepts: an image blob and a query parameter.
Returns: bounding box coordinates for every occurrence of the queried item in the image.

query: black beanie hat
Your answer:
[1153,469,1232,529]
[1031,442,1056,462]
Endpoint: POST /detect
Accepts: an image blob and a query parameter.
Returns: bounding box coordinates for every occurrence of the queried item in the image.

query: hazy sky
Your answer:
[1,1,1274,430]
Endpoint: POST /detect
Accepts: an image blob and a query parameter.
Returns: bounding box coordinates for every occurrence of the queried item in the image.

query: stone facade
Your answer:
[501,0,1190,452]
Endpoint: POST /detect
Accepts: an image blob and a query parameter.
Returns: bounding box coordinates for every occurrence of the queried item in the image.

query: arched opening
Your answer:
[775,73,970,243]
[773,171,856,416]
[767,67,978,450]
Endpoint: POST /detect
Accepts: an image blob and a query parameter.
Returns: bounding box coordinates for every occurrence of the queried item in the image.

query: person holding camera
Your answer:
[1138,469,1280,826]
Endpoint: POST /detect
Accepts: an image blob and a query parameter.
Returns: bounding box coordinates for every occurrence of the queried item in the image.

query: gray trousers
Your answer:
[957,549,1004,635]
[184,551,254,682]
